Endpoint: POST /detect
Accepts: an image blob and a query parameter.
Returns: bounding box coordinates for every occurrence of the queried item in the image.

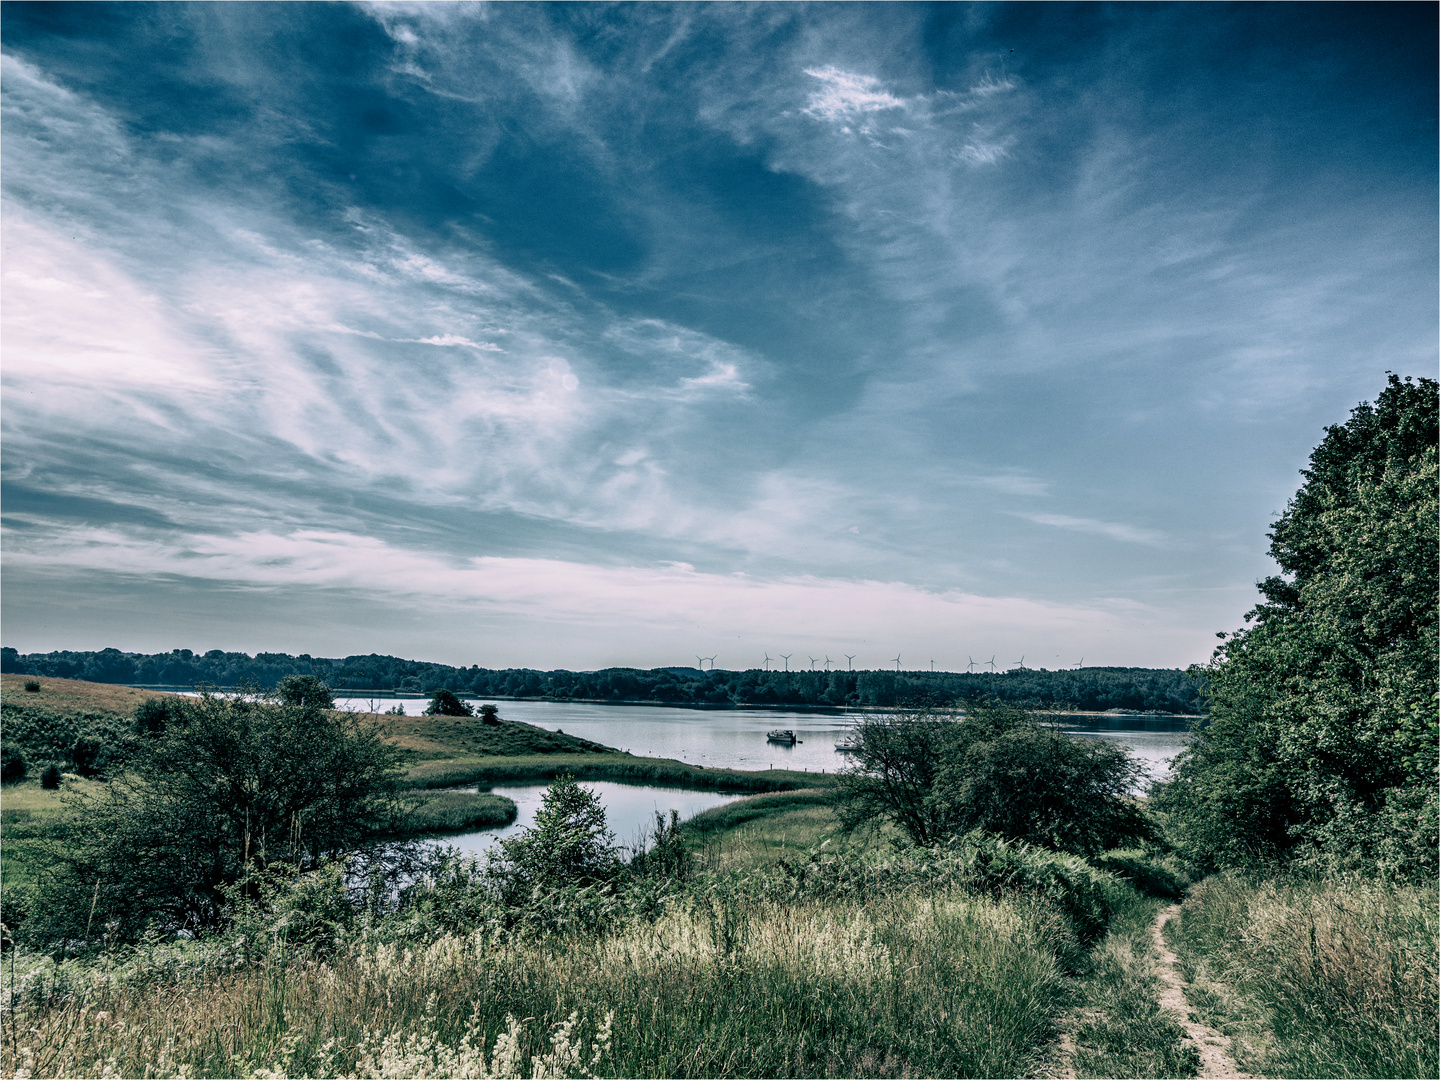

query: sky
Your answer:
[2,2,1435,672]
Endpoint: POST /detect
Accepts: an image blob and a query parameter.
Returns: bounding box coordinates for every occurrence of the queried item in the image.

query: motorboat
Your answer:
[766,729,797,745]
[835,738,860,753]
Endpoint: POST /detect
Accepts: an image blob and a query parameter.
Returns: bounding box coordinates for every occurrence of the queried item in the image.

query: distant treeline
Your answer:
[1,647,1205,713]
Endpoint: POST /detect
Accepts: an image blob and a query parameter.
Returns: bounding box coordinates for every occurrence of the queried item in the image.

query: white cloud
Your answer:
[2,522,1207,665]
[802,66,905,124]
[1015,513,1166,546]
[417,333,503,350]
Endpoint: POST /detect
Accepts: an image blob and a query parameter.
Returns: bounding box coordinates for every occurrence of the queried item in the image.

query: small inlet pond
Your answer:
[429,781,745,859]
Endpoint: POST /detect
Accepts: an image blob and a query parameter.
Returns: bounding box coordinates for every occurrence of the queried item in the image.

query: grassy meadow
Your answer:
[1164,872,1438,1079]
[3,676,1436,1078]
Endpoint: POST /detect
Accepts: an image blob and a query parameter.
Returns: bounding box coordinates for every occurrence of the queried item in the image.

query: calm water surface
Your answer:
[434,781,744,859]
[337,696,1194,784]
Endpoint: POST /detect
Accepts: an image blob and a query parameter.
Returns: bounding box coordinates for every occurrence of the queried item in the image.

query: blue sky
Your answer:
[2,2,1435,670]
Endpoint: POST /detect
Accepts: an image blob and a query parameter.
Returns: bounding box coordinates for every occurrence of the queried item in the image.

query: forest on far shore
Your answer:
[0,648,1204,713]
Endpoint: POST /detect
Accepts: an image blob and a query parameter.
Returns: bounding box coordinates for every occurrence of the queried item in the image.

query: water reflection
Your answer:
[429,781,744,859]
[338,696,1194,784]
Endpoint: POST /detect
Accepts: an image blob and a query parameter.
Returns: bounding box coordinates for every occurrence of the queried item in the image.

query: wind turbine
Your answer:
[696,655,705,670]
[892,654,901,671]
[966,656,977,673]
[808,656,818,671]
[780,654,792,671]
[1073,657,1084,669]
[706,655,717,671]
[844,654,856,670]
[986,656,997,672]
[763,653,772,671]
[824,656,833,671]
[1012,655,1026,670]
[930,659,936,671]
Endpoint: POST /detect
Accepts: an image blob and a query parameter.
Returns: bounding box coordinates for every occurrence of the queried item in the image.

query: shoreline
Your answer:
[125,684,1203,721]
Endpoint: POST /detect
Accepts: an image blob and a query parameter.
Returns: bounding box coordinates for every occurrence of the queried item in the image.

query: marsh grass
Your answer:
[1165,872,1438,1079]
[394,791,518,836]
[407,755,825,793]
[2,885,1073,1078]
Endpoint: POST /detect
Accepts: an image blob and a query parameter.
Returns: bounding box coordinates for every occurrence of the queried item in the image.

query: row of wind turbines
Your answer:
[693,654,1087,673]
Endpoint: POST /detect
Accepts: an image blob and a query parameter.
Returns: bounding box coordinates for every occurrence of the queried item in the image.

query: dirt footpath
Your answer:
[1152,904,1251,1079]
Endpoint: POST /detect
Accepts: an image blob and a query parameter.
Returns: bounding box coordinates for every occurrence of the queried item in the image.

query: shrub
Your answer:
[1,745,26,783]
[276,674,336,711]
[479,703,500,724]
[40,764,61,789]
[489,774,618,898]
[1093,849,1188,899]
[134,697,183,737]
[31,689,404,944]
[23,679,41,692]
[838,699,1156,854]
[424,688,473,716]
[71,733,114,777]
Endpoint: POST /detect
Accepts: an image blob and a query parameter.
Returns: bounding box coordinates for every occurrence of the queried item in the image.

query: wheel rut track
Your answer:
[1152,902,1250,1079]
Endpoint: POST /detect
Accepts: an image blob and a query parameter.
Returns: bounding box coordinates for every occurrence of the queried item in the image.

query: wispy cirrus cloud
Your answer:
[2,3,1431,668]
[1015,513,1167,547]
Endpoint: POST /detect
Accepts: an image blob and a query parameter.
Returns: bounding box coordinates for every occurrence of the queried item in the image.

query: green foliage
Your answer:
[1092,850,1188,900]
[222,860,357,960]
[837,701,1155,854]
[1159,376,1438,879]
[627,809,694,881]
[275,673,335,711]
[28,689,404,945]
[1,744,26,783]
[23,679,41,692]
[423,687,473,716]
[479,702,500,724]
[394,791,517,835]
[40,765,61,789]
[1,699,135,780]
[1166,872,1437,1079]
[490,775,619,897]
[133,696,180,737]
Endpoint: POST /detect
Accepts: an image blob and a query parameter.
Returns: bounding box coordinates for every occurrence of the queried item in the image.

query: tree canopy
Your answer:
[1157,375,1438,879]
[31,688,404,944]
[837,701,1154,855]
[2,647,1206,714]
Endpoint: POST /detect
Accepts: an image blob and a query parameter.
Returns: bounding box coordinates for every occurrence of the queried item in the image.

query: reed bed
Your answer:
[1164,871,1438,1079]
[407,755,825,794]
[2,885,1071,1078]
[393,792,518,836]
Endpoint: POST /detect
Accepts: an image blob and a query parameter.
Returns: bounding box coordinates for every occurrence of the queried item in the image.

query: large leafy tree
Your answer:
[32,689,403,943]
[1159,375,1438,878]
[837,701,1154,855]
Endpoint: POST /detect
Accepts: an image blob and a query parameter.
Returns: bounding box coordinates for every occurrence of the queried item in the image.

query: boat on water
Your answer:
[767,729,797,745]
[835,739,860,753]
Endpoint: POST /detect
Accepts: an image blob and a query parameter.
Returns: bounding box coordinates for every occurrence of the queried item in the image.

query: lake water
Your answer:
[433,781,745,859]
[336,696,1195,784]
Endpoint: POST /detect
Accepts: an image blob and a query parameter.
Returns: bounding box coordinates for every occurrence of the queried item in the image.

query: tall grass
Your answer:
[393,791,518,835]
[1071,893,1199,1078]
[2,885,1073,1078]
[1165,872,1438,1079]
